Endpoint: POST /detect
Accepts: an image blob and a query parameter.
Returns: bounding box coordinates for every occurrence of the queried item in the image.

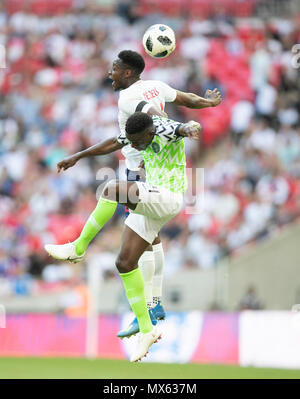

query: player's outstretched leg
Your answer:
[44,180,135,262]
[45,197,117,262]
[116,226,162,362]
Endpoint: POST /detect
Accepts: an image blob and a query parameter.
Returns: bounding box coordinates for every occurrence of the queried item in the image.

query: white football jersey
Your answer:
[117,80,177,170]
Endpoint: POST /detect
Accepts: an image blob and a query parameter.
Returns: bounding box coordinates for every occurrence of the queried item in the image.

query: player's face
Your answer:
[127,125,156,151]
[108,60,129,91]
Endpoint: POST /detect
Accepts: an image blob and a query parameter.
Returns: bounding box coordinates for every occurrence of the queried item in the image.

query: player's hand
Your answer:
[57,154,80,173]
[182,121,202,140]
[204,88,222,107]
[138,160,145,170]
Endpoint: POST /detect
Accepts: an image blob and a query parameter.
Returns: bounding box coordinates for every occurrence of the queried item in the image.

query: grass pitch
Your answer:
[0,357,299,379]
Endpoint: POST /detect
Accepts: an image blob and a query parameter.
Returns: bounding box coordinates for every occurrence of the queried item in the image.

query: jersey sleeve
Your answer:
[154,117,183,142]
[118,95,152,115]
[157,81,177,102]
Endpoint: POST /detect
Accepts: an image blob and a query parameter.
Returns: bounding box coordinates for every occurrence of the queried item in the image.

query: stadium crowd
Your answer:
[0,0,300,295]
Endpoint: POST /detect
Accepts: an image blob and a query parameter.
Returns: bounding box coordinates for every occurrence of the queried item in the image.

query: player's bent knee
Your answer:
[115,255,135,274]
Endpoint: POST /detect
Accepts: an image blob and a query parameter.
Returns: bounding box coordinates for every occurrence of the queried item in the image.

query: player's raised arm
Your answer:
[173,88,222,109]
[57,137,124,173]
[177,120,202,140]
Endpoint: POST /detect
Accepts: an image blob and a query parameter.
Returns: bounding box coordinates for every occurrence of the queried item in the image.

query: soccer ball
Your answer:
[142,24,176,59]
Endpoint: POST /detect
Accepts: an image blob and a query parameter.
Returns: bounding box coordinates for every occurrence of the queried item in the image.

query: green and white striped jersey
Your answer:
[142,116,187,194]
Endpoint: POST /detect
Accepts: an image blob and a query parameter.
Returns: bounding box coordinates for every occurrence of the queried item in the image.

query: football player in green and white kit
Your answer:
[45,112,202,362]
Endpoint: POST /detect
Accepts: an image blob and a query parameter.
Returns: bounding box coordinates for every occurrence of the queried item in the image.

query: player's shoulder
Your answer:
[153,116,182,143]
[152,115,165,125]
[118,81,145,100]
[153,115,180,129]
[118,89,134,108]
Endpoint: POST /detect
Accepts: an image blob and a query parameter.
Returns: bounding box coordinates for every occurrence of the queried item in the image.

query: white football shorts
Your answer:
[125,182,183,244]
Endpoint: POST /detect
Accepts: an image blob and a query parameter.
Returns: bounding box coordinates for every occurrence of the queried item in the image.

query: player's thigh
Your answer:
[116,225,150,273]
[125,213,167,247]
[102,180,139,209]
[133,182,183,220]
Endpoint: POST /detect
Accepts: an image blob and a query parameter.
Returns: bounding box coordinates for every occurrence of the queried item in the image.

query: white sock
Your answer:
[138,250,155,308]
[152,243,164,303]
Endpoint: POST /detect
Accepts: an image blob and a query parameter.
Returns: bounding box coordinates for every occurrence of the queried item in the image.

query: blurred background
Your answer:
[0,0,300,370]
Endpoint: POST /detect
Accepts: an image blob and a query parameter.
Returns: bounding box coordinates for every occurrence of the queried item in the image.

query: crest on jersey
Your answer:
[151,142,160,153]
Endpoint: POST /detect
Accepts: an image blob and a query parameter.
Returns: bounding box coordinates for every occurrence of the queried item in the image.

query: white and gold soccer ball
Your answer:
[142,24,176,59]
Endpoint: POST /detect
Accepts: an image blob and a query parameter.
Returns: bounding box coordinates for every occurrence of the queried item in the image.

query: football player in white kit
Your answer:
[55,50,222,338]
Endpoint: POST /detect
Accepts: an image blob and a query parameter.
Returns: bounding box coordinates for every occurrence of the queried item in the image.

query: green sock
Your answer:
[74,197,117,256]
[120,268,153,334]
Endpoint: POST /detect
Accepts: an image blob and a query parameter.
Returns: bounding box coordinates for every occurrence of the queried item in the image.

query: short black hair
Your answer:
[125,112,153,135]
[118,50,145,75]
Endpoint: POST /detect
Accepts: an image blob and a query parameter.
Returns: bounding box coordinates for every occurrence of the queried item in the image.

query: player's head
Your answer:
[108,50,145,91]
[125,112,156,151]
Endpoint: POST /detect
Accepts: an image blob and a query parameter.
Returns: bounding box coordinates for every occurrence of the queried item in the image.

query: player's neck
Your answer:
[125,77,141,89]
